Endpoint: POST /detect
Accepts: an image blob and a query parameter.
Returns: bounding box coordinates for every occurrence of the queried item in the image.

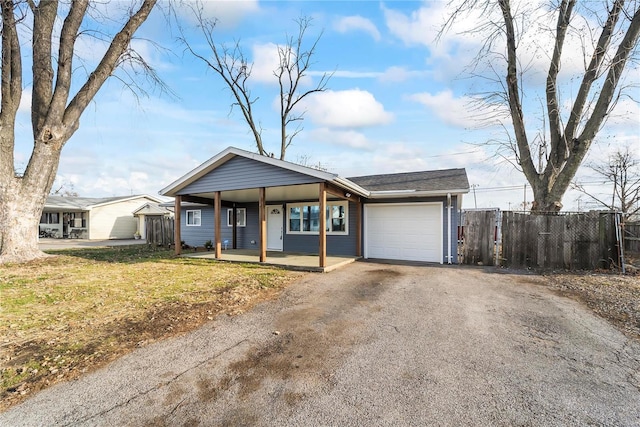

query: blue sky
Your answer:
[13,0,640,210]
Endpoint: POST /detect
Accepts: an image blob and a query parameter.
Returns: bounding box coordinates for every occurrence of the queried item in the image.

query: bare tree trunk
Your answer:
[0,0,158,263]
[444,0,640,213]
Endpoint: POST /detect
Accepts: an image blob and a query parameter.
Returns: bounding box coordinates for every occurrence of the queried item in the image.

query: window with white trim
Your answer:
[227,208,246,227]
[186,210,201,226]
[287,201,348,235]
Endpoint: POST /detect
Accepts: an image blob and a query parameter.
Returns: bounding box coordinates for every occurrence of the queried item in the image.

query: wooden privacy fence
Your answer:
[624,221,640,254]
[145,216,174,247]
[501,211,617,270]
[460,210,621,270]
[459,210,499,266]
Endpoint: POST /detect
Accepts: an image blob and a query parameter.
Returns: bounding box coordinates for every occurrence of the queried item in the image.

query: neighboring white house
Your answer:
[39,195,167,239]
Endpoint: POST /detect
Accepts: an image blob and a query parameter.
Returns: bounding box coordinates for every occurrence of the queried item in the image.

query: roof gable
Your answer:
[178,155,325,195]
[161,147,339,197]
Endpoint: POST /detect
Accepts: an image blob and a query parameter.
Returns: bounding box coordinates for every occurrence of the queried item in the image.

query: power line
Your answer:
[471,180,611,193]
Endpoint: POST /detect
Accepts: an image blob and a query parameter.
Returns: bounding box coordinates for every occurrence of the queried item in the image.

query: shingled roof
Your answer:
[348,168,469,193]
[44,195,163,210]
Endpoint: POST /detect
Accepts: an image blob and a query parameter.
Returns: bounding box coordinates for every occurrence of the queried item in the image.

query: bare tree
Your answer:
[183,9,330,160]
[50,180,79,197]
[442,0,640,212]
[573,145,640,219]
[0,0,159,263]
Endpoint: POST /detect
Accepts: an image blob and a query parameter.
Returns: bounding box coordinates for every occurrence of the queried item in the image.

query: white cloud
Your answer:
[409,90,496,129]
[250,42,314,87]
[383,0,614,85]
[301,89,394,128]
[251,43,281,84]
[379,66,429,83]
[607,97,640,129]
[307,128,374,150]
[18,88,31,114]
[178,0,259,28]
[310,70,381,79]
[334,15,381,41]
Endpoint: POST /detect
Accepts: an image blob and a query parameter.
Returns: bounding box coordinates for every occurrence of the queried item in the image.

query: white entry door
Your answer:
[266,205,283,251]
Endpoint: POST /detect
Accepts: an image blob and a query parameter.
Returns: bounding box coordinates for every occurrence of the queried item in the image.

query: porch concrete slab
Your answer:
[181,249,359,272]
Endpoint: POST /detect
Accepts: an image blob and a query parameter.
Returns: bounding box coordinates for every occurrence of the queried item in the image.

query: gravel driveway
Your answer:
[2,262,639,426]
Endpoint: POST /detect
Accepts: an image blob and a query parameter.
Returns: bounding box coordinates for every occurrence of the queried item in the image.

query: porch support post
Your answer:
[319,183,327,268]
[259,187,267,262]
[356,201,362,257]
[173,196,182,255]
[232,206,237,249]
[214,191,222,258]
[174,196,182,255]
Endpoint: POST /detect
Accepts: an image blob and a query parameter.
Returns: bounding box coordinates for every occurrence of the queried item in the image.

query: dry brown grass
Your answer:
[0,246,301,411]
[540,272,640,340]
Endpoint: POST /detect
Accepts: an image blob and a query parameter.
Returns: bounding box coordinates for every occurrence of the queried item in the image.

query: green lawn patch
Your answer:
[0,246,301,410]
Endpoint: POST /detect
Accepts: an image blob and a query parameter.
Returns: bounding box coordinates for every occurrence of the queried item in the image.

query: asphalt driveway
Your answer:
[1,262,639,426]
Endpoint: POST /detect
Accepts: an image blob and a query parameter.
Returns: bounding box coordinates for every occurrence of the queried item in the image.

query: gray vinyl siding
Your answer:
[363,196,459,264]
[180,204,261,249]
[180,206,215,248]
[283,201,358,256]
[180,196,460,262]
[178,156,322,194]
[229,203,261,249]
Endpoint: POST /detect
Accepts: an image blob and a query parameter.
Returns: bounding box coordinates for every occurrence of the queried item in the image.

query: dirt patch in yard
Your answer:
[0,247,301,412]
[536,272,640,340]
[1,283,288,411]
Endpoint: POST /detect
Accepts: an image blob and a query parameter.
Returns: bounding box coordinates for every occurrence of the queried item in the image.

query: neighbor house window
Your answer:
[287,201,348,234]
[40,212,59,224]
[66,212,86,228]
[186,210,201,226]
[227,208,246,227]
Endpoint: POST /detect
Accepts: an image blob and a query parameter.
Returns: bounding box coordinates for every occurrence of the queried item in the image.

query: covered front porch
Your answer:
[182,249,360,272]
[163,148,370,270]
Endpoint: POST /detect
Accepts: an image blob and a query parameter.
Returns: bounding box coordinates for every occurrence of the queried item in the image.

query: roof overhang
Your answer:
[367,189,470,199]
[160,147,360,197]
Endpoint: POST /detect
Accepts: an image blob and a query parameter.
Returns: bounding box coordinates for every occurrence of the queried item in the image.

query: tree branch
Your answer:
[30,0,57,136]
[63,0,158,132]
[48,0,89,129]
[498,0,537,188]
[546,0,575,169]
[565,0,625,140]
[0,0,22,178]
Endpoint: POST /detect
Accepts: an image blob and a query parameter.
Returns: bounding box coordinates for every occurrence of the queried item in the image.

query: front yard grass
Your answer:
[0,246,301,411]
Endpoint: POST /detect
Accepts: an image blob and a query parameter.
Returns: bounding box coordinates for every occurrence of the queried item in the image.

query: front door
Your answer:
[266,205,283,251]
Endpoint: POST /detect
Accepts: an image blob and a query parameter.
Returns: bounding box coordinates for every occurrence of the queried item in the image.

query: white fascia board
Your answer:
[332,177,370,197]
[159,146,338,197]
[367,189,470,199]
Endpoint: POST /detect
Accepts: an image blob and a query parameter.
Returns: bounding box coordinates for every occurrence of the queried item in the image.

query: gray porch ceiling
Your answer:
[193,183,345,204]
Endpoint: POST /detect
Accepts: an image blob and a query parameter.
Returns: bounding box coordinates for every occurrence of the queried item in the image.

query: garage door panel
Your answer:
[365,203,442,263]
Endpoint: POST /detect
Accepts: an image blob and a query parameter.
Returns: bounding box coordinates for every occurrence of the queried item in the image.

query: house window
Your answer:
[40,212,59,224]
[186,210,201,226]
[227,208,246,227]
[66,212,86,228]
[287,201,348,235]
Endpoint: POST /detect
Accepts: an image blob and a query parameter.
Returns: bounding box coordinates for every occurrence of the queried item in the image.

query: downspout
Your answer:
[447,193,452,264]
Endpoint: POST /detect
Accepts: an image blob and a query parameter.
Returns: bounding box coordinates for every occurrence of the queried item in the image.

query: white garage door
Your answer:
[364,203,443,263]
